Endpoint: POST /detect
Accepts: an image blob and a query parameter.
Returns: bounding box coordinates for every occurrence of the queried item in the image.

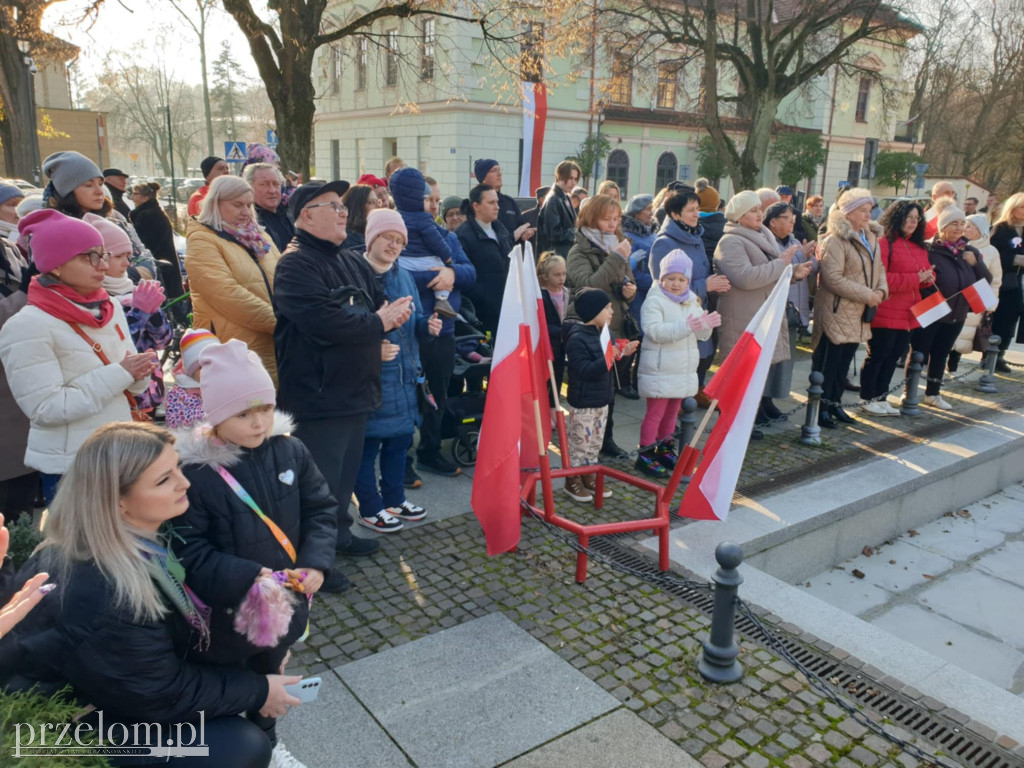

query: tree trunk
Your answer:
[0,35,38,182]
[199,24,214,157]
[269,69,316,179]
[735,96,779,191]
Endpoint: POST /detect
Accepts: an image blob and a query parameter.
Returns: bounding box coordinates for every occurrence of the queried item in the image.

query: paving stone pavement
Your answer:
[280,346,1024,767]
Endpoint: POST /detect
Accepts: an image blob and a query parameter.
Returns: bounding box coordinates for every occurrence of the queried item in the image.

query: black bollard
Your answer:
[901,351,925,416]
[977,334,1001,393]
[677,397,698,482]
[800,371,824,446]
[698,542,744,684]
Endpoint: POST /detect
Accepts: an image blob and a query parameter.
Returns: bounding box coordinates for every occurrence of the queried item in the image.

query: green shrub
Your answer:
[0,687,110,766]
[6,515,43,570]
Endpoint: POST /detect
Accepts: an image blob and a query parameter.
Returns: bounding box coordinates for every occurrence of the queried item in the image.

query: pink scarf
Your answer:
[223,220,271,258]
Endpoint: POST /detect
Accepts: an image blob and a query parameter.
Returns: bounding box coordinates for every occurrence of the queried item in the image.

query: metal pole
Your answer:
[165,106,177,208]
[592,113,602,194]
[800,371,824,446]
[977,333,1001,393]
[901,351,924,416]
[24,59,41,185]
[698,542,744,684]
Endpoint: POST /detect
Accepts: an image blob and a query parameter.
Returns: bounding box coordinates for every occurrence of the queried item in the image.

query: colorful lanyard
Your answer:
[214,465,297,563]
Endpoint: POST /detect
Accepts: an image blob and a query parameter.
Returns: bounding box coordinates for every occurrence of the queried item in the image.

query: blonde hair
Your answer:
[995,192,1024,226]
[43,422,176,623]
[597,180,620,197]
[537,251,565,282]
[198,175,256,231]
[575,194,622,230]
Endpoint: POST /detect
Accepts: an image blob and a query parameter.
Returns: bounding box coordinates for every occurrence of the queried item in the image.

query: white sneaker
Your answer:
[882,401,902,415]
[860,401,889,416]
[923,395,953,411]
[359,509,404,533]
[388,500,426,521]
[271,742,308,768]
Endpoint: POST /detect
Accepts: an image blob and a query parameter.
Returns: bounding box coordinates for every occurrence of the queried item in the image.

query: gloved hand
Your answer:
[131,280,165,314]
[702,311,722,329]
[687,315,705,333]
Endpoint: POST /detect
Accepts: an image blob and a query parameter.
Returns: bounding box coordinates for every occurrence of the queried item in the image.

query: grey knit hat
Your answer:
[42,151,103,197]
[626,194,654,217]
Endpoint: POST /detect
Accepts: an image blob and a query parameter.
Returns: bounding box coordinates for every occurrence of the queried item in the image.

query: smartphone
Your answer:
[284,677,322,703]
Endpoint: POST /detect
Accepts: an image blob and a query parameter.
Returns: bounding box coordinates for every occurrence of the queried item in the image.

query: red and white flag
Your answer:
[599,322,614,370]
[911,291,951,328]
[518,244,552,467]
[471,251,527,555]
[680,266,793,521]
[518,82,548,198]
[962,278,997,313]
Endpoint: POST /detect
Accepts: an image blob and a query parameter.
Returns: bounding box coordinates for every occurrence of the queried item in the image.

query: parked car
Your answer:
[878,195,931,212]
[174,178,205,199]
[1,178,43,196]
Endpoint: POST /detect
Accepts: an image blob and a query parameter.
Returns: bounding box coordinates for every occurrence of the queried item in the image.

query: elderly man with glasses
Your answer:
[273,181,414,593]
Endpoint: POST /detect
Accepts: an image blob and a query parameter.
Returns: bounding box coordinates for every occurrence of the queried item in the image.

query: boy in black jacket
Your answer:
[564,289,638,501]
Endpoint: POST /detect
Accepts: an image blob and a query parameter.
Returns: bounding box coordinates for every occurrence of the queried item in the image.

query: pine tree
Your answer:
[211,41,244,141]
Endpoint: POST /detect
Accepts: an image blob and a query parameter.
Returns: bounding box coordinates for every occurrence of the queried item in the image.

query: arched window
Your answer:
[606,149,629,197]
[655,151,678,191]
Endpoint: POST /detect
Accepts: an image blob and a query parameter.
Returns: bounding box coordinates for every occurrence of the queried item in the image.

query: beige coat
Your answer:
[953,238,1003,354]
[185,219,280,384]
[812,213,888,346]
[714,223,789,364]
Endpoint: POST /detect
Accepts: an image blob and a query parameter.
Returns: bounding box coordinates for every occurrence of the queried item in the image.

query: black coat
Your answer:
[927,241,992,324]
[699,212,727,263]
[0,555,268,725]
[564,321,615,409]
[175,413,338,664]
[256,204,295,253]
[129,197,177,263]
[106,183,130,219]
[542,287,567,386]
[538,186,577,257]
[273,229,387,420]
[457,217,514,336]
[990,223,1024,341]
[497,191,525,241]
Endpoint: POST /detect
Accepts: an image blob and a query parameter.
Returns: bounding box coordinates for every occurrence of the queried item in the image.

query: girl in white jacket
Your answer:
[635,250,720,478]
[0,210,157,502]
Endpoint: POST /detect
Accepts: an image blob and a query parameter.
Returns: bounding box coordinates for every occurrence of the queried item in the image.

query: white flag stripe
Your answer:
[492,246,525,365]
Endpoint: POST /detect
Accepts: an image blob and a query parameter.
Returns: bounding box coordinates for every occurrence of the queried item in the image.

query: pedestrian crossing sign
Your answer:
[225,142,247,162]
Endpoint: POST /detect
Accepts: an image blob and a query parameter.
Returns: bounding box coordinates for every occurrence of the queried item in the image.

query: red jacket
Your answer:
[873,236,932,330]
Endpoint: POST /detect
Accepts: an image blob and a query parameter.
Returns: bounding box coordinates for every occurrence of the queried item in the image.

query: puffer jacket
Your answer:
[367,262,428,439]
[405,228,476,337]
[185,218,280,384]
[622,215,655,333]
[566,230,635,339]
[637,283,711,399]
[174,411,338,664]
[714,223,789,363]
[391,167,454,266]
[873,236,931,331]
[0,299,146,474]
[954,237,1002,354]
[928,240,992,325]
[652,217,714,357]
[564,321,615,409]
[812,211,888,346]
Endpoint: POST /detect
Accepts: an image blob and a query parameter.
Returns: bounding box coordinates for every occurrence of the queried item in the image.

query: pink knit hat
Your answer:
[365,208,408,250]
[18,209,103,274]
[198,339,276,426]
[83,213,132,255]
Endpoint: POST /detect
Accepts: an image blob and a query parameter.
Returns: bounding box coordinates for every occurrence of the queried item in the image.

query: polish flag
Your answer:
[518,82,548,198]
[471,250,528,555]
[911,291,951,328]
[680,266,792,521]
[599,322,614,370]
[518,244,552,467]
[962,278,997,313]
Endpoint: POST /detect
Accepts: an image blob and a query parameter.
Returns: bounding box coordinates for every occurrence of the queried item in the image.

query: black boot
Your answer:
[830,404,855,424]
[996,352,1011,373]
[760,397,786,421]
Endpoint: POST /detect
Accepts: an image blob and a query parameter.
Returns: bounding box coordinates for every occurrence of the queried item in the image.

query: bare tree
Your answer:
[164,0,217,156]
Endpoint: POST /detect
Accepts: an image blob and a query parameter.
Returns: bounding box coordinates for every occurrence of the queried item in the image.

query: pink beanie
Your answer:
[179,328,219,376]
[83,212,132,255]
[18,209,103,274]
[198,339,276,426]
[365,208,408,250]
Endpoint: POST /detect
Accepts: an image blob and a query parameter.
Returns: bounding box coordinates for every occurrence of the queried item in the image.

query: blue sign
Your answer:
[225,141,247,162]
[266,129,278,148]
[914,176,926,191]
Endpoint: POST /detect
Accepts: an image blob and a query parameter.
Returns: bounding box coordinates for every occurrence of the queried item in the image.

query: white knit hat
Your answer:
[724,191,761,222]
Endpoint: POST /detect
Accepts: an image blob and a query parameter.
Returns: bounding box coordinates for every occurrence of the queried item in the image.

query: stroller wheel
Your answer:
[451,431,480,467]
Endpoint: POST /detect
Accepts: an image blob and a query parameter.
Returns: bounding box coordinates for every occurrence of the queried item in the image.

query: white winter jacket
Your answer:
[0,301,146,474]
[637,283,711,399]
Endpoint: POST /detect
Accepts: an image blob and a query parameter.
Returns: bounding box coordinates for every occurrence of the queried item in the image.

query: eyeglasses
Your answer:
[305,201,347,214]
[77,249,111,268]
[377,233,405,247]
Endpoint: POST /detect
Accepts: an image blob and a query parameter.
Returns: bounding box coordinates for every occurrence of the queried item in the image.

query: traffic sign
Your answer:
[266,129,278,148]
[225,141,247,162]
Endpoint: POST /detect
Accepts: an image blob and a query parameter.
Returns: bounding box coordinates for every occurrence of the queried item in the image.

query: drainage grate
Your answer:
[587,536,1022,768]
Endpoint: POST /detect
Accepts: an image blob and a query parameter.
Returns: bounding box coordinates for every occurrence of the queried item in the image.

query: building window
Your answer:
[385,30,399,87]
[606,149,629,196]
[331,140,341,181]
[655,151,678,191]
[329,45,341,95]
[417,135,430,173]
[420,18,435,81]
[520,22,543,83]
[609,55,632,106]
[355,138,365,176]
[356,38,367,91]
[656,63,679,110]
[847,161,862,188]
[855,78,871,123]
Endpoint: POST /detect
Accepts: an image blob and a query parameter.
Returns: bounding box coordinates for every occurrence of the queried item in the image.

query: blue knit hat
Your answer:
[0,184,24,206]
[474,159,500,183]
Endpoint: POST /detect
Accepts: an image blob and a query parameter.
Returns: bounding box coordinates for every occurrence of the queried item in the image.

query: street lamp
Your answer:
[16,40,42,185]
[592,99,606,194]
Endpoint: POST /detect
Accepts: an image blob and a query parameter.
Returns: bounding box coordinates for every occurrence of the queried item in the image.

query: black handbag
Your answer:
[972,314,993,353]
[786,301,802,329]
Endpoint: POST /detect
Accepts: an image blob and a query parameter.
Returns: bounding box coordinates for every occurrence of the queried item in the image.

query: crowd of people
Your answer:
[0,142,1022,766]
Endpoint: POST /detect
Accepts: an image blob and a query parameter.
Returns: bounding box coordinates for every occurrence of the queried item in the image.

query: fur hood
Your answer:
[826,204,884,243]
[174,410,296,468]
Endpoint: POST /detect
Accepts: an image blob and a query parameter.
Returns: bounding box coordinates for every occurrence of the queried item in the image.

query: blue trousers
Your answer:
[354,433,414,517]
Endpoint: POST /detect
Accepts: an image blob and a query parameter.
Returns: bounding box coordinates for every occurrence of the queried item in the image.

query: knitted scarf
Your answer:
[138,534,211,648]
[27,274,115,328]
[102,273,136,297]
[581,227,625,258]
[223,220,272,258]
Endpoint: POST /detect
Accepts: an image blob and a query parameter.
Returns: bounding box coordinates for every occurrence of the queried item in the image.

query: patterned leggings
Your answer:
[567,406,609,467]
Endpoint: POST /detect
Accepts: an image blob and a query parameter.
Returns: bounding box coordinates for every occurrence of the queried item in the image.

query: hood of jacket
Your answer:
[389,167,428,213]
[826,206,884,243]
[622,215,654,238]
[174,410,296,468]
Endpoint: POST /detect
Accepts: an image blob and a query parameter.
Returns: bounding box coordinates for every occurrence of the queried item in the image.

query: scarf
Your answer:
[27,274,115,328]
[547,287,566,319]
[223,220,272,258]
[677,220,701,236]
[582,227,625,258]
[0,218,18,241]
[102,273,136,296]
[139,534,211,648]
[1,237,27,289]
[938,237,969,255]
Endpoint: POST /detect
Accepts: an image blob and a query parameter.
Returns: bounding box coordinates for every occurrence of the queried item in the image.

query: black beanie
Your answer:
[575,289,611,323]
[201,156,224,179]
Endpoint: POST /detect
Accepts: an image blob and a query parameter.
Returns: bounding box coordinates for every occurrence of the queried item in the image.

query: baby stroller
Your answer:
[441,301,492,467]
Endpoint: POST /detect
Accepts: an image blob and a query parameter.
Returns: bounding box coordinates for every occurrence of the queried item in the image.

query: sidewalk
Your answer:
[280,343,1024,768]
